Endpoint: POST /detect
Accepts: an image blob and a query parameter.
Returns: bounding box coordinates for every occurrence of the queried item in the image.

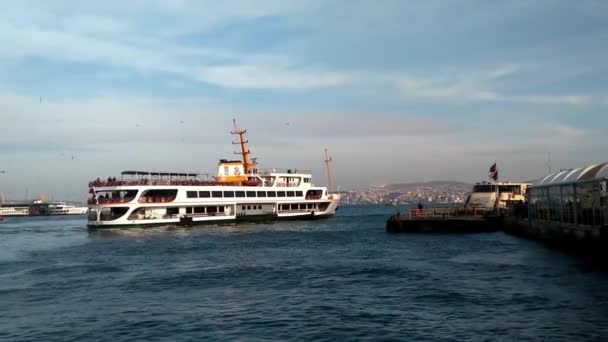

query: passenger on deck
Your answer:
[418,202,424,210]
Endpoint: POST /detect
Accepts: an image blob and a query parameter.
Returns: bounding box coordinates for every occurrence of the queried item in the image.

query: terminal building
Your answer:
[525,162,608,242]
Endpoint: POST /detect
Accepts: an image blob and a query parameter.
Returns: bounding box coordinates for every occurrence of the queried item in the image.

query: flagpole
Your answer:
[494,160,499,210]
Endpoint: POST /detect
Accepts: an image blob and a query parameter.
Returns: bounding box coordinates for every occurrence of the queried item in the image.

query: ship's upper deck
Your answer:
[89,169,314,188]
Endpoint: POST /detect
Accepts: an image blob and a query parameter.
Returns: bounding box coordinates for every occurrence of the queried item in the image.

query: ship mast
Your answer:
[325,148,333,194]
[231,119,255,174]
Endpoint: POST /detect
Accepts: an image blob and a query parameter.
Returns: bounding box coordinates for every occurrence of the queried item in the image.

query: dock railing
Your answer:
[408,206,498,219]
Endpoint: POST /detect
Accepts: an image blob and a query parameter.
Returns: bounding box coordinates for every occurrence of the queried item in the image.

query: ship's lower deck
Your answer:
[87,198,340,229]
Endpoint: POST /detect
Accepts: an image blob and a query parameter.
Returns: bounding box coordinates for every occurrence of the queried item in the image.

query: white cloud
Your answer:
[390,66,594,105]
[0,3,604,102]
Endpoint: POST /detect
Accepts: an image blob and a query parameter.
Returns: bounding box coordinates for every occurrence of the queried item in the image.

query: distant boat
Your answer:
[0,200,88,217]
[47,202,89,216]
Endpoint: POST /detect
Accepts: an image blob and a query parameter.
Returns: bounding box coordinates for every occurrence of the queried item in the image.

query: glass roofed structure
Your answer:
[528,162,608,227]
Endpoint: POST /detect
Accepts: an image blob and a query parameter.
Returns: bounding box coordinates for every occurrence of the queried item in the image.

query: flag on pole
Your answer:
[489,162,498,181]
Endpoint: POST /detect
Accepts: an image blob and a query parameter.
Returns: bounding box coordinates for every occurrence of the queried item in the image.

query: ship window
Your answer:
[235,191,245,198]
[299,204,306,210]
[186,207,193,214]
[307,204,312,209]
[219,206,225,213]
[287,191,295,197]
[257,191,266,197]
[224,166,229,175]
[304,178,310,183]
[267,191,276,197]
[242,205,246,210]
[212,191,223,198]
[246,191,256,197]
[277,191,286,197]
[224,191,235,198]
[281,204,289,210]
[296,191,303,197]
[167,207,179,216]
[199,191,210,198]
[187,191,197,198]
[194,207,205,214]
[247,205,251,210]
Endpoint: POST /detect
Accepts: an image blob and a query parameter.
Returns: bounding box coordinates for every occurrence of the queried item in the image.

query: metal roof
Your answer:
[532,162,608,187]
[121,170,200,178]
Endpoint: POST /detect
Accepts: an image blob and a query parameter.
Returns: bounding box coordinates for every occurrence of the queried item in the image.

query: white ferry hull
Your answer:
[88,199,339,228]
[87,195,340,229]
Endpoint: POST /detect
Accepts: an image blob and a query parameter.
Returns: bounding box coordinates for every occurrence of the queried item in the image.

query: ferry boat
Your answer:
[387,180,530,233]
[47,202,89,215]
[464,181,530,211]
[0,203,30,216]
[86,121,340,228]
[0,201,88,216]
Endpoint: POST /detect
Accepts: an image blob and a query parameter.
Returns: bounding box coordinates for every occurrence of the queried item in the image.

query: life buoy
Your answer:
[234,167,241,176]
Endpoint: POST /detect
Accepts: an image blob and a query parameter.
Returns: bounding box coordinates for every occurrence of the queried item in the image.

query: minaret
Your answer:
[231,119,256,174]
[325,148,333,194]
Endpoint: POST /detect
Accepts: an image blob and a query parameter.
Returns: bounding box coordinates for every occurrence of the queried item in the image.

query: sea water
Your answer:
[1,206,608,341]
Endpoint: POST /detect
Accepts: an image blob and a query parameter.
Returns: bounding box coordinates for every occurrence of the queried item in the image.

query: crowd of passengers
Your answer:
[89,193,132,204]
[89,177,226,187]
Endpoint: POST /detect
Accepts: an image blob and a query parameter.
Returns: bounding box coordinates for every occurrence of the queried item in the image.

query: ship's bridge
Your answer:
[246,168,312,188]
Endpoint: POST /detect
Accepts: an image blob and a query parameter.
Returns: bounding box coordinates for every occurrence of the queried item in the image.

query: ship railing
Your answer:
[275,183,300,188]
[185,212,229,218]
[248,168,312,175]
[89,197,135,205]
[409,207,496,219]
[138,197,176,203]
[89,180,219,187]
[99,213,126,221]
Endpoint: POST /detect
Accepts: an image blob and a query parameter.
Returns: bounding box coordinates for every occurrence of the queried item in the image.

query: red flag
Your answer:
[489,162,498,181]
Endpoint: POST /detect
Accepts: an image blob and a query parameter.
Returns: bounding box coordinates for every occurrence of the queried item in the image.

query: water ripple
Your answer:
[1,206,608,341]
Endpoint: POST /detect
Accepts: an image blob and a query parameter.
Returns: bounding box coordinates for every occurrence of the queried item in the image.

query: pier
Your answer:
[386,207,503,233]
[387,161,608,258]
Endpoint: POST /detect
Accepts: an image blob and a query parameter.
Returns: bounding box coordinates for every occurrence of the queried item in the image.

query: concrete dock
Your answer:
[386,207,503,233]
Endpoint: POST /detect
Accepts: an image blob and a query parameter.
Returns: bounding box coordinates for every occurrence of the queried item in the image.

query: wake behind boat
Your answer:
[87,120,340,228]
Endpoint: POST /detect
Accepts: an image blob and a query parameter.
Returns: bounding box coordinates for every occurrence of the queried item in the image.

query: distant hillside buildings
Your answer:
[342,182,470,205]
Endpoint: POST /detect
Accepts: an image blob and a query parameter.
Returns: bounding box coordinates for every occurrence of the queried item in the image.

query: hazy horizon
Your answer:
[1,1,607,201]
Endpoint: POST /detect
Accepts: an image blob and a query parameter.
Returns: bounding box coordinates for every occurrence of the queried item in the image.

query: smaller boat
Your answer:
[47,202,89,215]
[387,181,530,233]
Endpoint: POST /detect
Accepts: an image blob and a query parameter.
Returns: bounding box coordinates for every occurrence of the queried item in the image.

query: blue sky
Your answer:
[0,0,607,200]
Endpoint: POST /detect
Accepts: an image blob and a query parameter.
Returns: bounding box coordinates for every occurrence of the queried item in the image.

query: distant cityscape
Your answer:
[340,181,472,205]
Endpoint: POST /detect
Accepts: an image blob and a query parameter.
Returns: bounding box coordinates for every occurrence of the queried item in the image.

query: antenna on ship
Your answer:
[325,148,333,194]
[231,119,256,174]
[0,171,5,204]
